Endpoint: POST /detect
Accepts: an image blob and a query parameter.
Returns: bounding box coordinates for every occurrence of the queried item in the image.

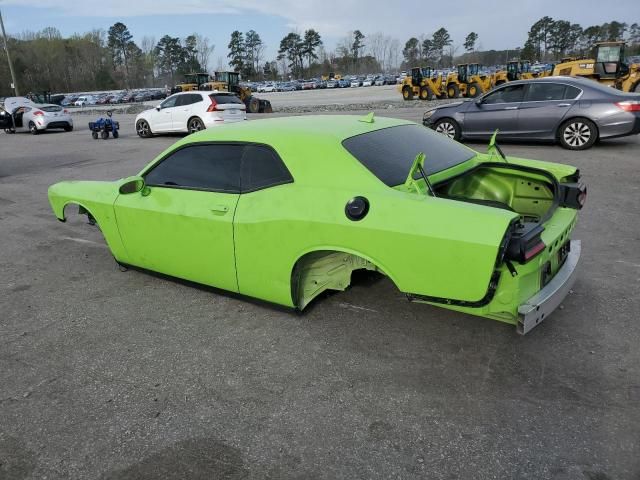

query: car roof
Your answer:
[187,115,414,144]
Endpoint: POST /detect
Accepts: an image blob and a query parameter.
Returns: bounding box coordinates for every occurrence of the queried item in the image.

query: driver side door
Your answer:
[114,144,243,292]
[463,84,525,139]
[153,95,178,132]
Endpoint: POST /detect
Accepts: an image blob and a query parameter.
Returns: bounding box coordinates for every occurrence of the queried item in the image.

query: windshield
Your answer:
[342,124,476,187]
[597,45,622,62]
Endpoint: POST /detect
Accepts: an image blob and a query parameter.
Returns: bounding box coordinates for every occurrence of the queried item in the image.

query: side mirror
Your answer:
[156,105,161,111]
[119,176,145,194]
[475,98,484,105]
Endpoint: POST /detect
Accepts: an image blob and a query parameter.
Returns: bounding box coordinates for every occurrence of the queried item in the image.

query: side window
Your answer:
[175,95,189,107]
[190,94,203,104]
[483,84,525,104]
[564,85,581,100]
[240,146,293,192]
[160,96,177,109]
[144,144,243,193]
[525,83,567,101]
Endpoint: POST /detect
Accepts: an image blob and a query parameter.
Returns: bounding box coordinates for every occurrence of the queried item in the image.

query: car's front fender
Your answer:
[48,180,128,262]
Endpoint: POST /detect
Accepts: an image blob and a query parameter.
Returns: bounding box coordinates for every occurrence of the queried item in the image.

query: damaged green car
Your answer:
[48,115,586,334]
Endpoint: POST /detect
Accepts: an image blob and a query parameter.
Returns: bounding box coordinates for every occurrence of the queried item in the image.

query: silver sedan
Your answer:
[1,97,73,135]
[423,76,640,150]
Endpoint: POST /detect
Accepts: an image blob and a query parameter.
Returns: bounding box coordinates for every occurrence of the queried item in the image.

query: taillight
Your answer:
[207,97,219,112]
[615,100,640,112]
[559,182,587,209]
[33,111,44,116]
[504,223,546,264]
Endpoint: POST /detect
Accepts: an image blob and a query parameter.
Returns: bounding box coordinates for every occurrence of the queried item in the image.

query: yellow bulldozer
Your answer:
[173,71,272,113]
[399,67,446,100]
[552,41,640,93]
[452,63,493,98]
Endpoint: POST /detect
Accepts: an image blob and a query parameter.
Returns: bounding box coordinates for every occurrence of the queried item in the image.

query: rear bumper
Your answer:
[517,240,581,335]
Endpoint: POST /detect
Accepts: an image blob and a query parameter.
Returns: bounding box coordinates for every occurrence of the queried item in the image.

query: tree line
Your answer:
[1,17,639,95]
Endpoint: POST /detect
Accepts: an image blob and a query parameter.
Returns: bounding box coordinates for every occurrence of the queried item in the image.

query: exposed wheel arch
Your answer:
[290,249,400,310]
[59,201,97,224]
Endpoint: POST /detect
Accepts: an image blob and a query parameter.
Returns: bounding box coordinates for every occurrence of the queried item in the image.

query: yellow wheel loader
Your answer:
[199,71,273,113]
[399,67,446,100]
[552,41,640,93]
[171,73,211,93]
[456,63,493,98]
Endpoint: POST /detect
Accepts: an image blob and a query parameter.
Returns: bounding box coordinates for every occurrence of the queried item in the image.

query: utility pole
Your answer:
[0,8,19,96]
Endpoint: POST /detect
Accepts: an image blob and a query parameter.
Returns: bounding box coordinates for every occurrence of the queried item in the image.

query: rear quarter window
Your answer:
[342,124,476,187]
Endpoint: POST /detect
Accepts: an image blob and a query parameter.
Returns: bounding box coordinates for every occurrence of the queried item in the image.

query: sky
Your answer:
[1,0,638,66]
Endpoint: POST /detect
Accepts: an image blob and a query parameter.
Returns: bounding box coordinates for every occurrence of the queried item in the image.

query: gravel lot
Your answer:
[1,109,639,479]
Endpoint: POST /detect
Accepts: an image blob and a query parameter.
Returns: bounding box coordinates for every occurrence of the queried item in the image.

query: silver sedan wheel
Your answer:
[435,122,456,139]
[563,122,591,148]
[188,118,204,133]
[137,120,150,137]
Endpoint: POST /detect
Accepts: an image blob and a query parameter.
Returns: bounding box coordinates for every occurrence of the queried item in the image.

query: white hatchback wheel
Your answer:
[435,121,456,139]
[188,118,204,133]
[563,121,591,148]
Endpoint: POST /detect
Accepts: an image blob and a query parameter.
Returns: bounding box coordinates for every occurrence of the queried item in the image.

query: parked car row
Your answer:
[58,89,168,107]
[248,74,399,93]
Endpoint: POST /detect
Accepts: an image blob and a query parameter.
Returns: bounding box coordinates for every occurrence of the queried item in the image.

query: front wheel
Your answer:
[64,125,73,132]
[101,130,109,140]
[188,117,205,134]
[558,118,597,150]
[136,119,152,138]
[433,118,461,141]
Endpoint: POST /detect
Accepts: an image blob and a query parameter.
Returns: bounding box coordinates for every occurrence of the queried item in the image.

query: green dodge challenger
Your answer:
[49,115,586,334]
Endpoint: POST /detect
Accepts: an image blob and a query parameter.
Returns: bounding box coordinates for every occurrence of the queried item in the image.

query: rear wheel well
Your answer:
[290,250,384,310]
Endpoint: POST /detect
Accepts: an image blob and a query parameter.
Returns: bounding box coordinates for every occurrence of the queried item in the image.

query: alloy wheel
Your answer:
[137,121,150,137]
[189,118,204,133]
[563,122,591,148]
[435,122,456,139]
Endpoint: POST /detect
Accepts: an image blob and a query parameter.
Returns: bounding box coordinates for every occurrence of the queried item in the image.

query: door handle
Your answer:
[211,205,229,214]
[504,106,518,110]
[557,103,571,107]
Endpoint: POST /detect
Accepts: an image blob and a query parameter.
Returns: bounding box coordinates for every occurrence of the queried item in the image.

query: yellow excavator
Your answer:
[173,71,272,113]
[552,41,640,93]
[400,67,446,100]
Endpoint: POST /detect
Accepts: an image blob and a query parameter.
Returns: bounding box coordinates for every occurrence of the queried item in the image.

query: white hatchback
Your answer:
[135,91,246,137]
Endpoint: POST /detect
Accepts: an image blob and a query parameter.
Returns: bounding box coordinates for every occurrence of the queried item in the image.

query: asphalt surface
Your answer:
[1,111,639,480]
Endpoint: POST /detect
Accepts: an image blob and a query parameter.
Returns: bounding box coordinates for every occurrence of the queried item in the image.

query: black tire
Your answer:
[419,86,433,101]
[112,130,119,139]
[467,82,482,98]
[91,131,98,140]
[101,130,109,140]
[29,121,39,135]
[558,118,598,150]
[447,84,460,99]
[136,119,152,138]
[433,118,462,141]
[188,117,205,134]
[247,96,260,113]
[402,86,414,101]
[64,125,73,132]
